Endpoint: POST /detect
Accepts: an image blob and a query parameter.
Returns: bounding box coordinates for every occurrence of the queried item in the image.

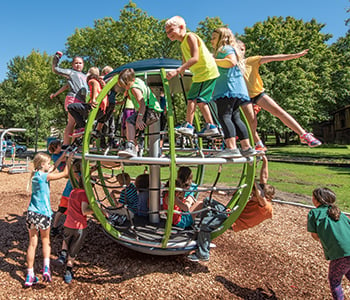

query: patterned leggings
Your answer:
[329,256,350,300]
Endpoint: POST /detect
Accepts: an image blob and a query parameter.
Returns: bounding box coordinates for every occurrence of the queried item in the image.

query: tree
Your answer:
[240,17,335,142]
[65,1,177,70]
[0,51,66,146]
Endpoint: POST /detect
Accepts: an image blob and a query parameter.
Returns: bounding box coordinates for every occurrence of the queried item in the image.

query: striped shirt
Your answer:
[118,183,138,214]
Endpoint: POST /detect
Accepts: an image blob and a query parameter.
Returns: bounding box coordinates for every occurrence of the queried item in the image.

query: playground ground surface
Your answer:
[0,168,349,299]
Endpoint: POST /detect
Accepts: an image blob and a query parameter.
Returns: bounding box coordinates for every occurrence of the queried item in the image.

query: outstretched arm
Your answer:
[50,84,69,100]
[260,49,309,65]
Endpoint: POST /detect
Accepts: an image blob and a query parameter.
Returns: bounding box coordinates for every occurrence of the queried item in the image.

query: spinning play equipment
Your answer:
[76,58,256,255]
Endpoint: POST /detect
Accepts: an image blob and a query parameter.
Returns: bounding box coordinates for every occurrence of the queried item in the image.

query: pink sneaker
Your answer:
[42,265,52,283]
[24,274,39,287]
[300,133,321,147]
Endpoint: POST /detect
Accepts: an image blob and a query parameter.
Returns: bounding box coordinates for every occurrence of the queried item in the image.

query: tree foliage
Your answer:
[240,17,335,139]
[0,2,349,146]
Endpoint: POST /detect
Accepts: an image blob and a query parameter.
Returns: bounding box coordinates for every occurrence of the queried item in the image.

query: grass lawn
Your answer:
[97,144,350,213]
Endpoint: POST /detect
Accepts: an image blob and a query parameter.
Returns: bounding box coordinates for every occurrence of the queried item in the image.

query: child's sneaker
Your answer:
[176,122,194,136]
[118,141,137,157]
[187,253,209,262]
[197,123,219,137]
[240,147,258,157]
[214,148,241,158]
[24,274,39,287]
[255,144,267,153]
[64,269,74,284]
[70,128,85,138]
[300,133,322,147]
[42,265,52,282]
[55,254,67,266]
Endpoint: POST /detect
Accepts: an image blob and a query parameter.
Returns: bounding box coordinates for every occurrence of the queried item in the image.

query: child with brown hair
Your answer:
[108,173,138,225]
[232,155,275,232]
[68,67,108,138]
[55,159,93,284]
[52,53,88,148]
[308,187,350,299]
[117,68,162,157]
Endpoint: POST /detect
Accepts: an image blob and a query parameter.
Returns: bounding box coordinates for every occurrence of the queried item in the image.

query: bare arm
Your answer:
[215,53,237,69]
[260,49,309,65]
[89,80,99,108]
[254,181,267,207]
[131,88,147,131]
[47,152,73,181]
[50,84,69,100]
[166,33,199,80]
[260,155,269,185]
[81,201,93,216]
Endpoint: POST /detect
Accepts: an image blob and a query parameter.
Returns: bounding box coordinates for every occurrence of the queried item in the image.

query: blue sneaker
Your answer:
[176,122,194,136]
[187,253,209,262]
[64,269,74,284]
[42,265,52,282]
[197,123,219,137]
[24,274,39,287]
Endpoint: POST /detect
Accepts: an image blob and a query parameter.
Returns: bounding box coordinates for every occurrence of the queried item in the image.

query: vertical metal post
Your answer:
[148,120,160,223]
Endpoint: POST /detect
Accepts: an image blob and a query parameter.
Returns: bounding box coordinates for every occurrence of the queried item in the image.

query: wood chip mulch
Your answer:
[0,170,349,299]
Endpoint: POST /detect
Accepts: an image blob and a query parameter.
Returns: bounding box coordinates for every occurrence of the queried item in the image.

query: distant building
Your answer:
[316,105,350,144]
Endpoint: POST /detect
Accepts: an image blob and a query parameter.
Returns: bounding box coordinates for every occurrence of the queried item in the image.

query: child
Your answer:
[238,41,321,150]
[25,152,71,287]
[11,142,16,162]
[55,159,93,284]
[307,187,350,299]
[165,16,220,137]
[232,155,274,232]
[176,166,198,199]
[68,67,108,138]
[108,173,138,224]
[99,66,117,148]
[116,68,163,157]
[211,28,257,158]
[48,139,73,236]
[52,53,88,148]
[135,173,149,217]
[162,180,202,229]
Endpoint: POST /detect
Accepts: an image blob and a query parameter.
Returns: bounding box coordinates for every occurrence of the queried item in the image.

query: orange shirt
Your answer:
[232,198,273,232]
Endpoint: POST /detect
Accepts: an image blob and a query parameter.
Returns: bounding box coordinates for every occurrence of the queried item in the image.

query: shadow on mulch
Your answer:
[0,215,209,286]
[216,275,277,300]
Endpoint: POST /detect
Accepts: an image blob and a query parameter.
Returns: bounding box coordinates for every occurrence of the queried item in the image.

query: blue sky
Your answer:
[0,0,348,82]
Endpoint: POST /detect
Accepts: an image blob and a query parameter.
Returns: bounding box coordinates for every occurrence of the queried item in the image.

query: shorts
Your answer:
[187,79,216,103]
[63,227,87,258]
[127,109,160,127]
[175,213,193,229]
[65,95,84,111]
[26,211,52,231]
[250,92,265,104]
[122,108,136,130]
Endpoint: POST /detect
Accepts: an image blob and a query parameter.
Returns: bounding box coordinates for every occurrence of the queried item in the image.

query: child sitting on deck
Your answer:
[163,180,203,229]
[108,173,138,225]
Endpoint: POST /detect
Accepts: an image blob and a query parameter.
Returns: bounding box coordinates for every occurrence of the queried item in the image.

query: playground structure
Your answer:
[0,128,29,173]
[75,58,257,255]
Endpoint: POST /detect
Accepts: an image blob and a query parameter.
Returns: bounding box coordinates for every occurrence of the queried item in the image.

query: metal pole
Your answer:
[148,120,160,223]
